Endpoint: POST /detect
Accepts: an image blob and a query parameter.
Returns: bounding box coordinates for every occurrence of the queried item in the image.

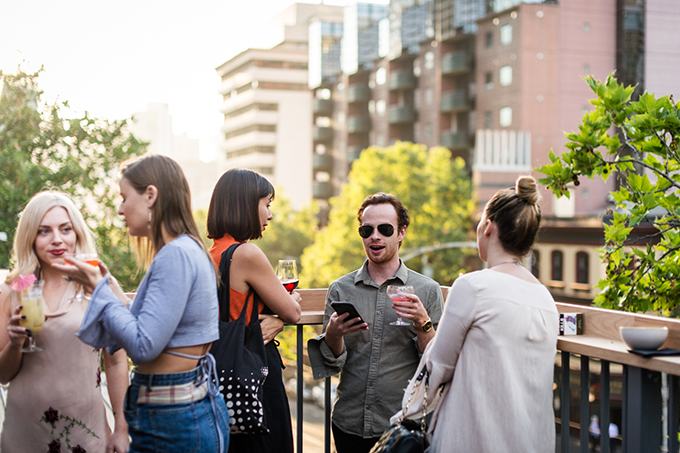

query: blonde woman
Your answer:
[0,192,129,452]
[394,176,559,452]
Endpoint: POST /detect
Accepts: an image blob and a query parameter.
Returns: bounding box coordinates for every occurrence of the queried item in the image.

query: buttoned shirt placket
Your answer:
[362,282,387,433]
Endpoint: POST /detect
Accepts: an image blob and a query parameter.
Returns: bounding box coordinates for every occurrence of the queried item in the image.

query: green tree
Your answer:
[0,67,146,290]
[255,190,318,279]
[300,142,475,288]
[537,73,680,315]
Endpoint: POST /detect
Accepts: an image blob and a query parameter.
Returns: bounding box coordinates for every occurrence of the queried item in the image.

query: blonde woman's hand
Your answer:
[6,305,30,349]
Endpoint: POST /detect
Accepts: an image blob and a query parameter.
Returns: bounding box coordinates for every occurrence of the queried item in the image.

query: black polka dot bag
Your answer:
[210,243,270,435]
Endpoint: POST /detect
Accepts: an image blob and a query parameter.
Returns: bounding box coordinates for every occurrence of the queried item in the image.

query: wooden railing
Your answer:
[293,289,680,453]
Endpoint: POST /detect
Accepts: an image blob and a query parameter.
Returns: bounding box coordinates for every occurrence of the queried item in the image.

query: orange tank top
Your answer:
[210,234,265,324]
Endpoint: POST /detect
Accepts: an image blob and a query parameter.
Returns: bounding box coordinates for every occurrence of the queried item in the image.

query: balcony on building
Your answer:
[313,98,333,116]
[313,125,334,143]
[388,105,416,124]
[347,85,371,103]
[440,89,469,113]
[441,130,468,150]
[313,181,333,199]
[347,114,371,134]
[312,153,333,172]
[388,70,416,91]
[441,51,470,75]
[347,146,363,164]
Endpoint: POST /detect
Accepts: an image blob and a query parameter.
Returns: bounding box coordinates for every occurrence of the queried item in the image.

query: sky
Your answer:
[0,0,373,161]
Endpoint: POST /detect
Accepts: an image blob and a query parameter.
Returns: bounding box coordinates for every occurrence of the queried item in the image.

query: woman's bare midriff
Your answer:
[135,343,211,375]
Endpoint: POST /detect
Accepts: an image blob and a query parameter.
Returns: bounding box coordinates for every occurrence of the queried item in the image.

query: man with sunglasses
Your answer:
[308,192,444,453]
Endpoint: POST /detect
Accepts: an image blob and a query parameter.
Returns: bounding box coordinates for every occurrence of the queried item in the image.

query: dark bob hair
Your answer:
[206,169,275,242]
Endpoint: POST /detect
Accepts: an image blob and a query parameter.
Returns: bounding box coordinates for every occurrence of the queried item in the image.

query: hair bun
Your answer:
[515,176,540,205]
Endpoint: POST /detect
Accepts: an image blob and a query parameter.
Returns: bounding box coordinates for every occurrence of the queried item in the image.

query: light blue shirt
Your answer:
[77,235,219,364]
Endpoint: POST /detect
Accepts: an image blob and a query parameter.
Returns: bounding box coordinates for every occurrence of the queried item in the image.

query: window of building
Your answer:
[424,123,432,140]
[499,65,513,86]
[424,88,434,105]
[485,71,493,90]
[485,31,493,48]
[583,64,590,74]
[499,106,512,127]
[531,250,540,278]
[376,99,386,116]
[484,111,493,129]
[413,60,422,77]
[376,68,387,85]
[500,24,513,45]
[424,52,435,70]
[551,251,564,282]
[576,252,589,284]
[318,88,331,100]
[368,100,375,113]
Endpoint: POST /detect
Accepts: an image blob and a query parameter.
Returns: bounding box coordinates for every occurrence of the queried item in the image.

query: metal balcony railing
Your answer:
[88,288,680,452]
[440,130,468,150]
[441,51,470,75]
[388,71,416,91]
[347,85,371,103]
[346,115,370,134]
[289,289,680,453]
[440,89,469,113]
[313,99,333,115]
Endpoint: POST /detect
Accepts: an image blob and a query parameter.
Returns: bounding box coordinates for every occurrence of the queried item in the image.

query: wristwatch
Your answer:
[414,319,433,333]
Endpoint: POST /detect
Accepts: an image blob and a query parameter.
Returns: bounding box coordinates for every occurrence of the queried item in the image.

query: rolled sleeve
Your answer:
[308,333,347,380]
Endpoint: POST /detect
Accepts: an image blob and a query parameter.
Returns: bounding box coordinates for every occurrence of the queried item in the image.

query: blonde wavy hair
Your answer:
[6,192,96,284]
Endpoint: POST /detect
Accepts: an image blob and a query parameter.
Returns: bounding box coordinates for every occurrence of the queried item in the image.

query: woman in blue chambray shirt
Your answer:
[56,154,229,453]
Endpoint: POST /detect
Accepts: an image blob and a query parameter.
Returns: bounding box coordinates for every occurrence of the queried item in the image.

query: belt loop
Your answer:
[147,373,154,390]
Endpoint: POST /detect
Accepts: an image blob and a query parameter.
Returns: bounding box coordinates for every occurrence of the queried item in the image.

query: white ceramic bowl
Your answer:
[619,326,668,351]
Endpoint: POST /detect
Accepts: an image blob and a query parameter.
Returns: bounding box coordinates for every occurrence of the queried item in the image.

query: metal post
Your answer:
[601,360,610,453]
[623,366,662,453]
[669,374,679,453]
[297,326,304,453]
[581,355,590,453]
[325,376,332,453]
[562,351,571,452]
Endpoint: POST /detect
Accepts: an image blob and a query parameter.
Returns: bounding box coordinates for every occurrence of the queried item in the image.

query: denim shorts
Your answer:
[124,367,230,453]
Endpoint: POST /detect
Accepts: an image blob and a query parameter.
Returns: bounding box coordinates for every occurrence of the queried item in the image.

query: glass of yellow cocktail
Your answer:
[15,281,45,352]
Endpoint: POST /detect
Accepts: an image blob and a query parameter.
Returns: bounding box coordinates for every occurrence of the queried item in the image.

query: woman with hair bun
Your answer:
[392,175,559,452]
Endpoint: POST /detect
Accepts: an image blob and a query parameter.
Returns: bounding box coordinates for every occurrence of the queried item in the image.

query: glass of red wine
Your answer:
[276,260,299,293]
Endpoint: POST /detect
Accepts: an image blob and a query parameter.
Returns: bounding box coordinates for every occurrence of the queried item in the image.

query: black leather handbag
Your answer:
[209,243,270,435]
[369,367,430,453]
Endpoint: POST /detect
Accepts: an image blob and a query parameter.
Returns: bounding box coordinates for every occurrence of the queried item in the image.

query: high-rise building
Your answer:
[302,0,680,302]
[216,3,343,210]
[130,103,222,210]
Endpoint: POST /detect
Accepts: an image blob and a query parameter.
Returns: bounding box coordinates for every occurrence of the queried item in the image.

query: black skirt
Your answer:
[228,340,294,453]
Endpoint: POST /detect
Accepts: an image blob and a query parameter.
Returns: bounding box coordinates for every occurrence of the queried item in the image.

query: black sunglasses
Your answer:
[358,223,395,239]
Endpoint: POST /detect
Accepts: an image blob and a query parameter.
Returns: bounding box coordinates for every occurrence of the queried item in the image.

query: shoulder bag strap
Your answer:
[217,243,242,322]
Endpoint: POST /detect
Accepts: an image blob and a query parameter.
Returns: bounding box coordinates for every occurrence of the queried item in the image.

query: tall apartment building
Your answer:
[130,103,223,210]
[306,0,680,302]
[216,3,343,210]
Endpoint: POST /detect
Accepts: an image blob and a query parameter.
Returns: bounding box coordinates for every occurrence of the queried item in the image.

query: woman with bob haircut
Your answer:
[393,175,559,452]
[207,168,301,453]
[57,154,229,452]
[0,191,130,452]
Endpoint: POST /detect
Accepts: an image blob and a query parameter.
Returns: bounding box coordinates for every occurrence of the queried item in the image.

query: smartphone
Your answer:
[331,301,366,325]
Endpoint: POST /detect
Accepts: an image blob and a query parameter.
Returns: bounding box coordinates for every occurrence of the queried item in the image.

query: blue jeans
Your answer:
[124,367,230,453]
